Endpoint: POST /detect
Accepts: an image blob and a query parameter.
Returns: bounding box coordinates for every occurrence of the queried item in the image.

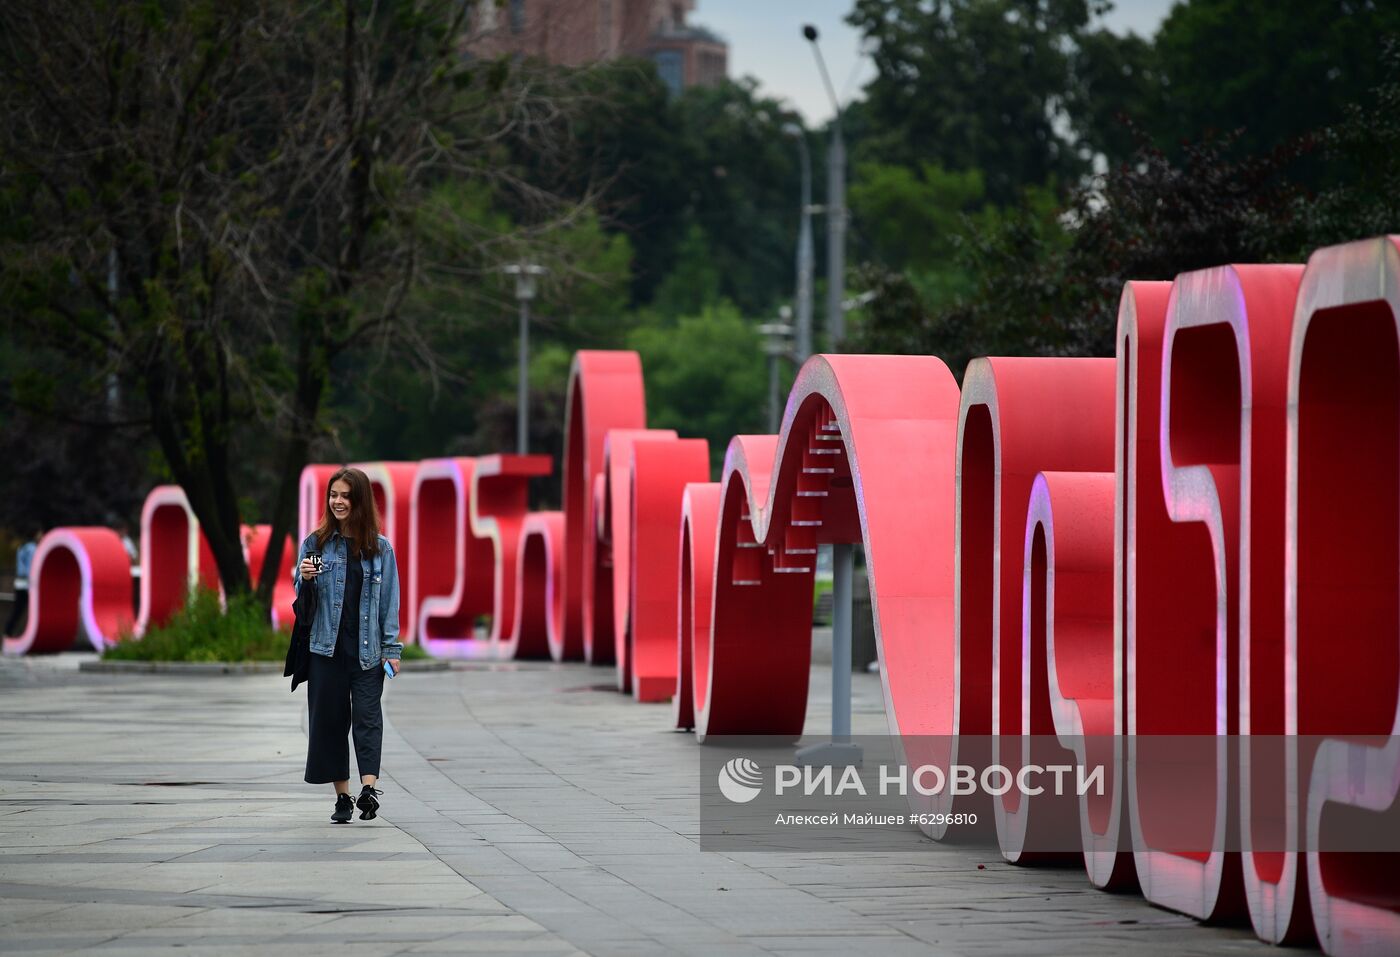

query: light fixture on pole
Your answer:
[803,23,846,350]
[502,263,546,455]
[782,123,815,364]
[757,311,795,433]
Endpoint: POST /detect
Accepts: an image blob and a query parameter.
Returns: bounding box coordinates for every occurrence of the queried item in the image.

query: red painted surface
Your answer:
[675,482,720,731]
[628,438,709,702]
[137,485,218,636]
[241,524,296,630]
[599,428,678,682]
[695,354,963,745]
[562,351,647,663]
[507,510,564,661]
[3,528,134,654]
[1020,471,1117,869]
[409,458,495,658]
[951,358,1117,852]
[1290,237,1400,957]
[471,454,554,651]
[1132,264,1303,921]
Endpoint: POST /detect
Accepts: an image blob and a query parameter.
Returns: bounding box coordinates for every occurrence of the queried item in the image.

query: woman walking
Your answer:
[297,466,402,823]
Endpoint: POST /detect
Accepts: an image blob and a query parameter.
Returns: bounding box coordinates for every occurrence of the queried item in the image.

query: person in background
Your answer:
[5,526,41,638]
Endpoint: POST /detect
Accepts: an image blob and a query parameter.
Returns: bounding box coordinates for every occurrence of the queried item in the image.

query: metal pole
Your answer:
[794,132,814,362]
[827,124,845,348]
[804,26,846,350]
[767,352,780,434]
[831,542,853,742]
[517,297,529,455]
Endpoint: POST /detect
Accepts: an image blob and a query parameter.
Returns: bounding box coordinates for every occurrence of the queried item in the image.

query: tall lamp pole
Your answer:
[758,312,795,433]
[798,24,859,768]
[503,263,546,455]
[783,123,815,364]
[803,24,845,350]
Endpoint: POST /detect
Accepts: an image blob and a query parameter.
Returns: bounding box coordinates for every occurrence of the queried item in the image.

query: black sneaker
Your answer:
[331,792,354,824]
[356,786,382,821]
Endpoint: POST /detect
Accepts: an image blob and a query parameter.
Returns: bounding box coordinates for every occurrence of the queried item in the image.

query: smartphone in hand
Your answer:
[383,660,396,679]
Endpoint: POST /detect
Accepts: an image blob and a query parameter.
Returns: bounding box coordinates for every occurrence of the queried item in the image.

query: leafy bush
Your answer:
[106,589,288,662]
[106,587,433,662]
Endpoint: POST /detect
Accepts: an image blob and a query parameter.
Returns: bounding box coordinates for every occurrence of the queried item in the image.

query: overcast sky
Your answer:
[695,0,1179,125]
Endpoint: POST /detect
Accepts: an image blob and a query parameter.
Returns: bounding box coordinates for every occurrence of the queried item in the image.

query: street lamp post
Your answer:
[758,313,795,433]
[799,24,859,768]
[503,263,546,455]
[783,123,815,364]
[803,24,846,351]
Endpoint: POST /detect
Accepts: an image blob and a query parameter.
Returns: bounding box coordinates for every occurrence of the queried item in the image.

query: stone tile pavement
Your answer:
[0,653,1277,955]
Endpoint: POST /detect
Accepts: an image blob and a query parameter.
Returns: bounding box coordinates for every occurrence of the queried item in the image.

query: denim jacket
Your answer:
[294,531,402,670]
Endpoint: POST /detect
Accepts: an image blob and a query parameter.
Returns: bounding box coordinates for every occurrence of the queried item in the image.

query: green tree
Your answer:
[626,303,767,472]
[850,131,1308,373]
[849,0,1098,203]
[0,0,597,606]
[667,80,805,315]
[848,162,986,273]
[1149,0,1400,184]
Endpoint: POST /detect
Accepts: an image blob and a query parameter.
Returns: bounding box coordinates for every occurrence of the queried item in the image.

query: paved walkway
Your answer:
[0,654,1275,956]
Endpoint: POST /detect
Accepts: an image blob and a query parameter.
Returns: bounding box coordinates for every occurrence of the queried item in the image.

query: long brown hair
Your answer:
[313,467,381,558]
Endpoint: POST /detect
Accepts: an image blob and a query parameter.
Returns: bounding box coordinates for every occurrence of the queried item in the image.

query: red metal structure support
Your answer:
[137,485,218,636]
[598,428,678,680]
[562,351,647,663]
[1289,236,1400,957]
[953,358,1117,848]
[1134,263,1302,921]
[628,438,709,702]
[1019,471,1116,867]
[694,354,961,746]
[409,458,495,658]
[675,482,721,731]
[506,510,564,661]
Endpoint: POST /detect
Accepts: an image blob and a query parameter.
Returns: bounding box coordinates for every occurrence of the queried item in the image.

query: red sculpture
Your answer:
[674,482,721,731]
[470,454,553,653]
[1022,472,1119,873]
[505,510,564,660]
[138,485,219,636]
[952,357,1117,858]
[951,358,1117,846]
[694,354,963,744]
[2,528,134,654]
[561,351,647,663]
[14,234,1400,957]
[409,457,497,658]
[1133,264,1302,920]
[1289,236,1400,956]
[598,428,678,680]
[241,524,296,629]
[627,438,709,701]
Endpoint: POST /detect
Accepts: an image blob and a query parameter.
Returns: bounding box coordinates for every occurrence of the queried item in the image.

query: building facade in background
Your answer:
[471,0,728,94]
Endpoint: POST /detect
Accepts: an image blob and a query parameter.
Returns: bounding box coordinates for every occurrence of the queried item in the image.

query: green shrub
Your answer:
[106,589,285,662]
[105,587,433,662]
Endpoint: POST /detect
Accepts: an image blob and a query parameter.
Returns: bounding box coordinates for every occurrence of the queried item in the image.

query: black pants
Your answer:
[4,588,27,637]
[305,632,385,784]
